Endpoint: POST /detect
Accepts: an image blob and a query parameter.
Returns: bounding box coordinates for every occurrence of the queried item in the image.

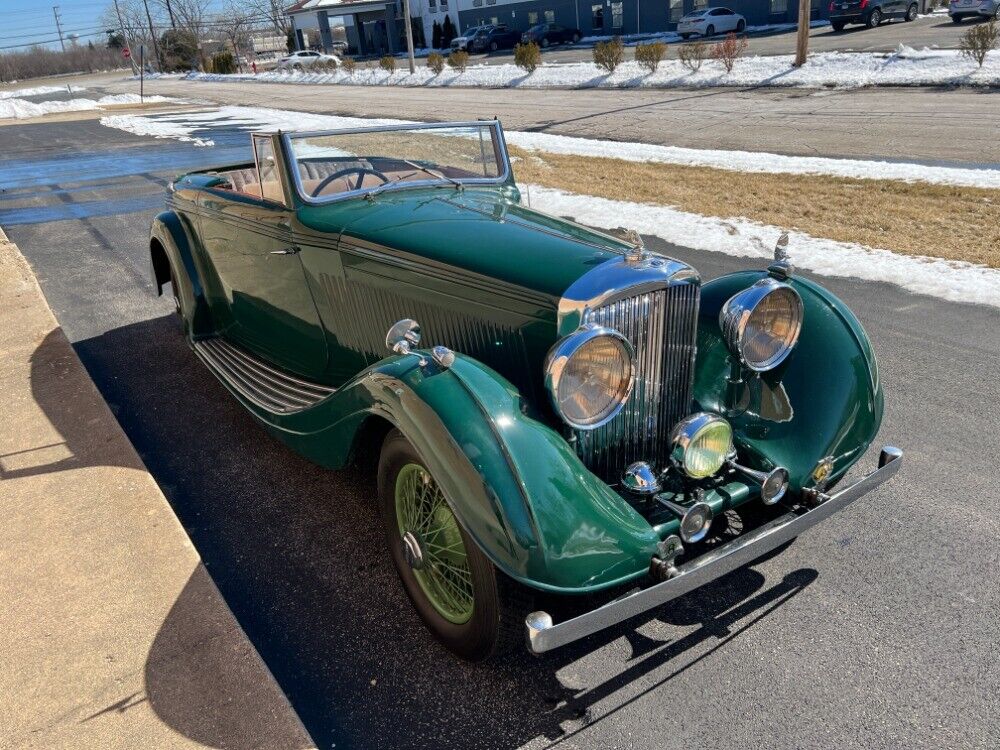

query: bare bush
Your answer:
[634,41,666,74]
[593,37,625,74]
[514,42,541,73]
[427,51,445,74]
[341,57,356,75]
[677,40,708,72]
[379,55,396,73]
[960,20,998,68]
[0,44,126,82]
[211,51,236,74]
[447,50,469,72]
[711,32,748,74]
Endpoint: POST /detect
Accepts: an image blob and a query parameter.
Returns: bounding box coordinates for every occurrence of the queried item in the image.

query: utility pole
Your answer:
[165,0,177,29]
[113,0,141,75]
[52,6,66,52]
[142,0,162,71]
[793,0,810,67]
[402,0,415,74]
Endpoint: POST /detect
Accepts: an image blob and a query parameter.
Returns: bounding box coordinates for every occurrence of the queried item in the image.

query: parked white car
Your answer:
[677,7,747,38]
[276,50,341,70]
[949,0,999,20]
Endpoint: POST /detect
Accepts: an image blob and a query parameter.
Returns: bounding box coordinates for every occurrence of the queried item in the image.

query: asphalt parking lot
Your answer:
[447,14,979,66]
[2,112,999,750]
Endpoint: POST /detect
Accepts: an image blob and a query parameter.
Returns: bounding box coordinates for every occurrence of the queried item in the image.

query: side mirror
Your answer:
[386,319,421,355]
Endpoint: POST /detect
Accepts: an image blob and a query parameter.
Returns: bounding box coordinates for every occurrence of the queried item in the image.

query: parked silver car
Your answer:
[677,7,747,38]
[949,0,999,20]
[276,50,341,70]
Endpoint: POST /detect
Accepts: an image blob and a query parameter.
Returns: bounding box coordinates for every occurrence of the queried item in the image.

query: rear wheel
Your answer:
[736,19,746,31]
[378,430,526,661]
[541,37,550,47]
[831,20,846,30]
[904,2,917,19]
[866,8,882,26]
[680,32,691,39]
[950,13,963,21]
[490,41,498,51]
[572,32,581,42]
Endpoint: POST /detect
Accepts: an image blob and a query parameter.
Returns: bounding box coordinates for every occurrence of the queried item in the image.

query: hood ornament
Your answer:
[617,227,645,264]
[768,231,794,279]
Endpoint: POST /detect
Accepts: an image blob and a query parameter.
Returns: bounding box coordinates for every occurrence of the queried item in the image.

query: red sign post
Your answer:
[123,47,131,59]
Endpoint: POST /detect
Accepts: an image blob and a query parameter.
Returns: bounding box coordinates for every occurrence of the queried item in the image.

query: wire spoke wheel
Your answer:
[394,463,474,624]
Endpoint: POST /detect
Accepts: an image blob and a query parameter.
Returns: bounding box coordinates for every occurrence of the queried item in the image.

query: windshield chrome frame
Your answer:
[280,120,512,206]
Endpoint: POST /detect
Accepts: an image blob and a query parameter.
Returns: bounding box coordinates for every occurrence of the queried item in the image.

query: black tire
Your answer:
[831,20,846,31]
[490,41,498,51]
[867,7,882,26]
[705,24,715,36]
[950,13,962,21]
[541,37,550,47]
[377,429,528,661]
[904,2,917,20]
[736,19,746,31]
[680,33,691,39]
[572,32,581,42]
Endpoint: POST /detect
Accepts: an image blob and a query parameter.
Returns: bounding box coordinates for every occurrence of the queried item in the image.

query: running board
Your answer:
[193,337,335,415]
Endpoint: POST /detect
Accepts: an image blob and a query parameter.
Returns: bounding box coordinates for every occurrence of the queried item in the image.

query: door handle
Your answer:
[269,246,300,255]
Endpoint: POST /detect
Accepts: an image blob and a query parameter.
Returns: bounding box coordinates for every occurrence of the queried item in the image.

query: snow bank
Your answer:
[0,84,86,99]
[527,186,1000,309]
[0,93,174,120]
[99,105,1000,190]
[184,47,1000,90]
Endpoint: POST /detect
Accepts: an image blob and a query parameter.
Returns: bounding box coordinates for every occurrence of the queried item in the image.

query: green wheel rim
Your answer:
[394,463,474,624]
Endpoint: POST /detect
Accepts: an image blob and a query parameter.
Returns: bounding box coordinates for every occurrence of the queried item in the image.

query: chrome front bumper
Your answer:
[525,445,903,654]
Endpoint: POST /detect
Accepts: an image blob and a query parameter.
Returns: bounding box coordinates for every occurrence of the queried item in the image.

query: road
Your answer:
[457,14,979,66]
[2,110,998,750]
[87,73,1000,166]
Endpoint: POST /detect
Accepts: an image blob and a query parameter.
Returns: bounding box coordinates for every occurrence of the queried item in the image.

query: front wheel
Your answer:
[950,13,963,21]
[572,32,581,43]
[904,2,917,20]
[541,37,550,47]
[705,24,716,36]
[378,430,526,660]
[490,41,498,51]
[866,8,882,26]
[736,19,746,31]
[680,33,691,39]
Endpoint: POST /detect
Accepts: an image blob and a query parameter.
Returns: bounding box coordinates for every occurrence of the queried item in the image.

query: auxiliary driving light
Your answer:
[670,413,734,479]
[658,497,714,544]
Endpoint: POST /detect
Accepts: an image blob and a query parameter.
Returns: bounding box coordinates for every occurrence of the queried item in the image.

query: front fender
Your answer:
[150,210,212,336]
[248,354,661,594]
[694,271,883,490]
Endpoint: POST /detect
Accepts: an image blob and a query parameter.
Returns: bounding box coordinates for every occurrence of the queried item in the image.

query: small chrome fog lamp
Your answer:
[670,413,733,479]
[623,461,661,495]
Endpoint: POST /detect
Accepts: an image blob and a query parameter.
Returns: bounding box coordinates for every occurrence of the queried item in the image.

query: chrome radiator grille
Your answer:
[576,282,700,480]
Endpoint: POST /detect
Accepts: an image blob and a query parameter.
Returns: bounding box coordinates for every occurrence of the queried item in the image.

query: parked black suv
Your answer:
[471,24,522,52]
[828,0,918,30]
[520,23,582,47]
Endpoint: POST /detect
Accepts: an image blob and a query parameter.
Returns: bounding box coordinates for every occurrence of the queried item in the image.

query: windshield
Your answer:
[286,122,507,203]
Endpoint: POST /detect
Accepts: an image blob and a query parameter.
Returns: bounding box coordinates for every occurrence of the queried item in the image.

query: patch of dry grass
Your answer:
[511,148,1000,268]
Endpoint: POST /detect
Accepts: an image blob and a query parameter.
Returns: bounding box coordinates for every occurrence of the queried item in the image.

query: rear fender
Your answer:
[150,211,212,335]
[694,271,883,490]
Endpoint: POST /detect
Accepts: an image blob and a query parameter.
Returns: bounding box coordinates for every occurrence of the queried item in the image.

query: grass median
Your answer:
[511,149,1000,268]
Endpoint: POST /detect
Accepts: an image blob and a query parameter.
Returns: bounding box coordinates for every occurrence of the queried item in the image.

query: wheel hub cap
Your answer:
[401,531,425,570]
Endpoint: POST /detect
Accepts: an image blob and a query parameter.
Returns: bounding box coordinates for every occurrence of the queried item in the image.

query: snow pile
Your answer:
[528,186,1000,309]
[578,19,827,45]
[0,84,86,99]
[0,93,174,120]
[99,105,1000,190]
[184,48,1000,90]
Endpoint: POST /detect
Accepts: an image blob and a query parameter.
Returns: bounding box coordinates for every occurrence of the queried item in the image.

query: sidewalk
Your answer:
[0,230,315,749]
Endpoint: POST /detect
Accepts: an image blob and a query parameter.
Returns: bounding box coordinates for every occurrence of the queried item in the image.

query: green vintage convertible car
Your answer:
[150,120,902,660]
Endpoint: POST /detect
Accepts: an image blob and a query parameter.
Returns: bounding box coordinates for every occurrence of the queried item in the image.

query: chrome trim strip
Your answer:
[525,446,903,654]
[194,338,335,415]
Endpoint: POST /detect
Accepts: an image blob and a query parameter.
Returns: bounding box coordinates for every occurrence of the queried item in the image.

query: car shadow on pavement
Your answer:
[70,312,819,750]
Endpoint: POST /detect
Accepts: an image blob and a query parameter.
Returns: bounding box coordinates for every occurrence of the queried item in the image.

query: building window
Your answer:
[694,0,708,8]
[473,0,482,6]
[490,15,498,23]
[592,3,604,29]
[429,0,436,8]
[544,9,555,23]
[770,0,787,12]
[487,0,496,5]
[669,0,683,21]
[610,1,622,28]
[527,11,538,23]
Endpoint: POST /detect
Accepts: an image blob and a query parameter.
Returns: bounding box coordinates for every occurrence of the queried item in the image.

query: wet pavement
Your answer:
[2,113,999,750]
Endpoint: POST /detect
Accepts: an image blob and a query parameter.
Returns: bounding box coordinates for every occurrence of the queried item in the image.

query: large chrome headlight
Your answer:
[545,326,635,430]
[720,278,804,372]
[670,412,733,479]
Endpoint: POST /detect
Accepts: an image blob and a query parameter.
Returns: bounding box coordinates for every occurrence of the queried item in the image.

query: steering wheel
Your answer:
[310,167,390,197]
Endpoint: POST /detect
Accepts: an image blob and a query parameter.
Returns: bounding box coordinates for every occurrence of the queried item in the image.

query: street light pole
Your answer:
[793,0,810,67]
[402,0,415,74]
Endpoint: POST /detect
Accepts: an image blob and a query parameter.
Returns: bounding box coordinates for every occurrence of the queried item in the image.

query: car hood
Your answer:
[295,187,635,301]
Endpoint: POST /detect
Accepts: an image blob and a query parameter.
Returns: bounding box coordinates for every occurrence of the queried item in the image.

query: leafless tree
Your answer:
[156,0,212,38]
[246,0,290,36]
[215,2,254,69]
[0,44,125,81]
